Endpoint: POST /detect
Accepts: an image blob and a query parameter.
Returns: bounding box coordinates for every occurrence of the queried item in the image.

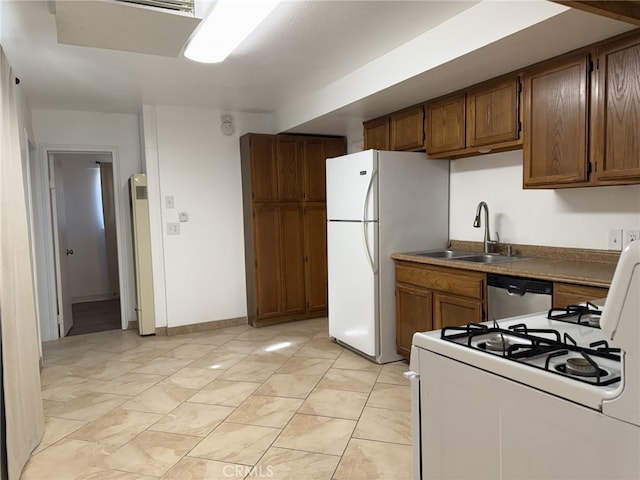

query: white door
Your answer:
[49,155,73,337]
[326,150,378,221]
[327,220,378,357]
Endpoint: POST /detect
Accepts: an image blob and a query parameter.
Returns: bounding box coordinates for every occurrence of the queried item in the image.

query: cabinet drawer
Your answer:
[553,283,608,308]
[396,262,485,300]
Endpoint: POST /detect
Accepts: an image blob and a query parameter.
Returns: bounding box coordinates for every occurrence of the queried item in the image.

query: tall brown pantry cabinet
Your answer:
[240,133,347,327]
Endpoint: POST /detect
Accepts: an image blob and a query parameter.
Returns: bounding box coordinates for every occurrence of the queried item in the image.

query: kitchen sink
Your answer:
[458,253,530,264]
[413,249,478,259]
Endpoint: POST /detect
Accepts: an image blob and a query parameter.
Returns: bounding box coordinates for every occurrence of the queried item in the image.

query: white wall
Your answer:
[142,105,272,328]
[449,150,640,250]
[30,109,141,339]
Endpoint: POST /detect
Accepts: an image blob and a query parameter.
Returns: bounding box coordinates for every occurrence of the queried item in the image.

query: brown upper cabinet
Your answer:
[591,33,640,184]
[522,53,590,187]
[363,105,424,151]
[425,75,522,159]
[363,116,390,150]
[523,30,640,188]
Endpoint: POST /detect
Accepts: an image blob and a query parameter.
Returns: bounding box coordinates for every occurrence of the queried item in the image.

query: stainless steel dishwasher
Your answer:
[487,273,553,321]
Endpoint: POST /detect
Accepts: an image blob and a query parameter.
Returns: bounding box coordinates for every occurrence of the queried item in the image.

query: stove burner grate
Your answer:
[547,302,602,327]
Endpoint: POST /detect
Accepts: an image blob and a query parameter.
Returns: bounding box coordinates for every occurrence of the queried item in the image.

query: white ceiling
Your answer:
[1,0,637,136]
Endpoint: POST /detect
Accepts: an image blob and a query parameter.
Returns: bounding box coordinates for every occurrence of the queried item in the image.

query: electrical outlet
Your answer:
[179,211,189,222]
[167,223,180,235]
[624,229,640,249]
[608,229,623,251]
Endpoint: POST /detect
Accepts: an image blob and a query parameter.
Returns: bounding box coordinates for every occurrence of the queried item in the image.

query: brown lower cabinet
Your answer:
[395,261,486,358]
[553,282,609,308]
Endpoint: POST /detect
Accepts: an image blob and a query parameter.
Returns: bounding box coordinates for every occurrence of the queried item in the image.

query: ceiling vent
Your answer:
[117,0,195,14]
[54,0,201,57]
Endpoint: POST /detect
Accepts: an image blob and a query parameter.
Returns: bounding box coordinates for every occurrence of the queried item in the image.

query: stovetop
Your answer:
[411,303,624,410]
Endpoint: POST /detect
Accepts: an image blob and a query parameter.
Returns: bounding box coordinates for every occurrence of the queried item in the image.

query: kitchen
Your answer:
[2,1,640,479]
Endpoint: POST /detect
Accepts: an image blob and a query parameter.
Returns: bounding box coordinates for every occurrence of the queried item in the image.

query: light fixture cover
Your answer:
[185,0,281,63]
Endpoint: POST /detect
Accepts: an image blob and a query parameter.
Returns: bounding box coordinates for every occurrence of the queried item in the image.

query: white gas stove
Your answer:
[406,241,640,480]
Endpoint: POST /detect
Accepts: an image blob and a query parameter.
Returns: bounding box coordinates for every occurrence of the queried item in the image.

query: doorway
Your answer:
[49,152,122,337]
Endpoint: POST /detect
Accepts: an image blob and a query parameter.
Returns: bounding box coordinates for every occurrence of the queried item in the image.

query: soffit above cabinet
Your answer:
[54,0,201,57]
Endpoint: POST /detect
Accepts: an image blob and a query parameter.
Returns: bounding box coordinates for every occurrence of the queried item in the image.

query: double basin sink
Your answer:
[410,249,530,264]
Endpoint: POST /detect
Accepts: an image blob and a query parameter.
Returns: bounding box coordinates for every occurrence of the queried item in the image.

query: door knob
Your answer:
[66,249,74,256]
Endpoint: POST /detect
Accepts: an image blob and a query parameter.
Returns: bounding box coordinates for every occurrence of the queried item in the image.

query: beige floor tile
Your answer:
[40,364,78,387]
[235,328,280,342]
[122,382,196,414]
[160,456,248,480]
[41,376,102,402]
[20,438,115,480]
[333,438,413,480]
[47,392,128,422]
[333,351,383,373]
[276,357,335,376]
[46,349,117,368]
[162,343,216,360]
[43,398,66,417]
[293,340,343,359]
[366,383,411,412]
[214,340,263,354]
[131,356,194,375]
[252,447,339,480]
[149,403,234,436]
[74,466,158,479]
[226,395,302,428]
[33,417,87,454]
[253,373,321,398]
[165,366,224,389]
[91,372,165,396]
[68,407,162,446]
[188,422,280,465]
[110,346,167,364]
[353,406,412,445]
[218,360,280,382]
[186,332,238,346]
[376,361,410,385]
[103,430,200,477]
[188,351,247,369]
[188,379,261,407]
[298,388,368,420]
[316,368,378,393]
[244,347,298,365]
[79,360,142,381]
[273,414,355,456]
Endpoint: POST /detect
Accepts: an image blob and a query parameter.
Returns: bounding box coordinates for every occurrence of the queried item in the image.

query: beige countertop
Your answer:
[391,240,620,289]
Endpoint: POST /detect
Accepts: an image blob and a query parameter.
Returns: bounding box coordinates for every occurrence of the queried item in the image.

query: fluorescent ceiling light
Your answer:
[184,0,281,63]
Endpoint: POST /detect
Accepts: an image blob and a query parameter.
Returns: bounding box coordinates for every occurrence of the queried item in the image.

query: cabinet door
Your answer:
[303,138,327,202]
[390,105,425,151]
[276,136,304,201]
[425,94,466,155]
[593,35,640,183]
[249,134,278,203]
[253,206,282,319]
[280,205,306,316]
[433,292,484,330]
[304,204,328,314]
[363,116,390,150]
[396,284,432,358]
[467,76,520,148]
[523,54,590,187]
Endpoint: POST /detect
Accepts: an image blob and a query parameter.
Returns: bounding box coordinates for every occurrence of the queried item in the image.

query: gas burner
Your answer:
[547,302,602,327]
[480,333,514,352]
[563,357,601,377]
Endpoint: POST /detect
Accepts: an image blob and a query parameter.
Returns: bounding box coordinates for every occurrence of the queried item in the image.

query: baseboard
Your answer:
[157,316,248,337]
[72,294,119,304]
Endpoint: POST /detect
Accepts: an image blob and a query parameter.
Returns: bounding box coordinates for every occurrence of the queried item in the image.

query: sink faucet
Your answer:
[473,201,495,253]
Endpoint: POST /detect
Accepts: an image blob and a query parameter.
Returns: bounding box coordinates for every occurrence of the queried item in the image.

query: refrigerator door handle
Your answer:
[362,221,377,274]
[362,169,378,274]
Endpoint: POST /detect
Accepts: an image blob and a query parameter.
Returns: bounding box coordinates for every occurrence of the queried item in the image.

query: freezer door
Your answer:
[327,220,378,357]
[326,150,378,221]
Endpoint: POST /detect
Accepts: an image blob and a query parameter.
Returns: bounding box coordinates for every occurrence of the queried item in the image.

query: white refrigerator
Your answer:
[326,150,449,363]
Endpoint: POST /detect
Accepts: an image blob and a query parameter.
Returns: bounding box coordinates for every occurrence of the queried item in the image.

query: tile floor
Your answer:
[23,318,413,480]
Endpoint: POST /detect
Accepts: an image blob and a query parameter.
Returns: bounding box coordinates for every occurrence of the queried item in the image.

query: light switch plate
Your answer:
[165,196,174,209]
[624,229,640,249]
[179,212,189,222]
[608,229,623,251]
